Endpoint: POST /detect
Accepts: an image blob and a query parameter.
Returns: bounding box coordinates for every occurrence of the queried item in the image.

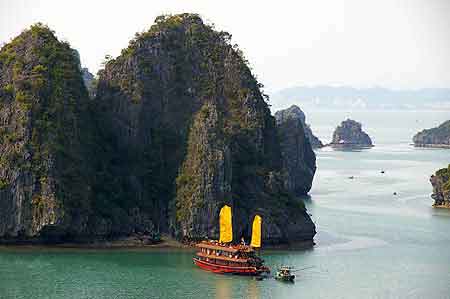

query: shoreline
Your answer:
[0,235,190,251]
[414,144,450,149]
[433,203,450,209]
[324,143,374,149]
[0,236,315,252]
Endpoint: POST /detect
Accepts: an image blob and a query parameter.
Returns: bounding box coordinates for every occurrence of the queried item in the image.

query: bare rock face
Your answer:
[274,106,317,195]
[330,119,373,147]
[176,102,232,240]
[430,165,450,208]
[413,120,450,149]
[275,105,323,148]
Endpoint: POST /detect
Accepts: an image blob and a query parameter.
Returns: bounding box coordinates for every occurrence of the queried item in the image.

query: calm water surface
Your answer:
[1,110,449,299]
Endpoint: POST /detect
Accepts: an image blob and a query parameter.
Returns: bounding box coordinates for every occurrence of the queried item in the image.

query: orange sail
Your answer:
[250,215,262,248]
[219,205,233,243]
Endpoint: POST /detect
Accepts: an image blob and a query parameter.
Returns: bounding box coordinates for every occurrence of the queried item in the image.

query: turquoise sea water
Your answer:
[1,110,449,299]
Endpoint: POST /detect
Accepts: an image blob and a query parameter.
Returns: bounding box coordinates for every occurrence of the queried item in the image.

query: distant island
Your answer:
[271,86,450,111]
[0,14,316,245]
[430,165,450,208]
[275,105,323,148]
[329,119,373,148]
[413,120,450,149]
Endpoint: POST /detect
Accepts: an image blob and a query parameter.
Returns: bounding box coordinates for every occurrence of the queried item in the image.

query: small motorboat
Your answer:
[275,266,295,282]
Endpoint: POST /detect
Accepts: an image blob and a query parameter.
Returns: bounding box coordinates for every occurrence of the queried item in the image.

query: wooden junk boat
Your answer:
[193,205,270,275]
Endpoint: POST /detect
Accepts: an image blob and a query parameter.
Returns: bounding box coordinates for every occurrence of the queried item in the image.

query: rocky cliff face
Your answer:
[275,106,317,195]
[95,14,315,244]
[430,165,450,208]
[0,24,94,241]
[330,119,373,147]
[275,105,323,148]
[0,15,316,245]
[413,120,450,148]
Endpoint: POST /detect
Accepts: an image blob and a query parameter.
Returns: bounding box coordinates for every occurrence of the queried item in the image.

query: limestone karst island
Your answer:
[0,15,315,245]
[1,3,450,299]
[413,120,450,149]
[329,119,373,148]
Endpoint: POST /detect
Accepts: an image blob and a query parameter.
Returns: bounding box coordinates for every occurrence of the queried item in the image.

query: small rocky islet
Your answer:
[329,119,373,148]
[0,14,316,245]
[413,120,450,149]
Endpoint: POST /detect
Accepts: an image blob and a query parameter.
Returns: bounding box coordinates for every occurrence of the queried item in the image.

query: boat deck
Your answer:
[195,251,248,263]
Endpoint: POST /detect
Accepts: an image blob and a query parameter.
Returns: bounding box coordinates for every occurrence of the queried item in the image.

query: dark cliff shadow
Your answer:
[296,194,312,204]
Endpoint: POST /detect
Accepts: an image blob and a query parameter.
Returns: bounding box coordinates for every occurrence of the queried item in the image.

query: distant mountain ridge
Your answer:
[271,86,450,110]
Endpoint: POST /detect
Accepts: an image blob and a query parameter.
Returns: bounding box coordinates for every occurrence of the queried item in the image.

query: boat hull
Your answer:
[193,258,266,276]
[275,275,295,282]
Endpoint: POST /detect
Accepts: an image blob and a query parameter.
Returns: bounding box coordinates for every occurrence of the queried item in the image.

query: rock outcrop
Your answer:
[413,120,450,149]
[0,24,95,241]
[96,13,315,244]
[275,106,317,195]
[0,14,316,244]
[330,119,373,147]
[275,105,323,148]
[430,165,450,208]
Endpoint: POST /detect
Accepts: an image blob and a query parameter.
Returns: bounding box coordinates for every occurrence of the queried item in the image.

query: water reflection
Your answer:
[214,276,261,299]
[246,278,260,299]
[215,276,231,299]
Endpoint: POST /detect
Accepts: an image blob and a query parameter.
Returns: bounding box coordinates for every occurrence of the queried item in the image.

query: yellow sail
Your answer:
[250,215,262,248]
[219,205,233,243]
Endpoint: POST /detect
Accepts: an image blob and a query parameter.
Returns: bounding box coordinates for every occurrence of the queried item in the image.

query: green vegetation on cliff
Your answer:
[0,14,316,244]
[96,14,314,243]
[0,24,94,238]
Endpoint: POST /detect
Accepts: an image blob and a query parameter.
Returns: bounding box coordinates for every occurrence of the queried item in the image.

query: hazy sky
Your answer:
[1,0,449,92]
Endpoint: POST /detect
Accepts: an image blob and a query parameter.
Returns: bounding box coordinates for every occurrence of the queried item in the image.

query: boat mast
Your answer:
[250,214,262,248]
[219,205,233,243]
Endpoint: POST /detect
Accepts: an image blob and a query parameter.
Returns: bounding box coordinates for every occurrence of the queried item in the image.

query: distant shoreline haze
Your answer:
[269,85,450,111]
